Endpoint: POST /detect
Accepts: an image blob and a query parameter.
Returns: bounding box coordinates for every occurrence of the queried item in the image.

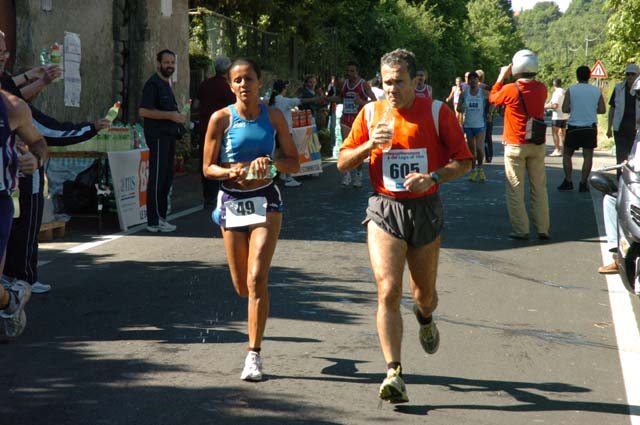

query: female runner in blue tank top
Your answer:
[202,58,300,382]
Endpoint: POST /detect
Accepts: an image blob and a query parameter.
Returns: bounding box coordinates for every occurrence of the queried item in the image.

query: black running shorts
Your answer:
[363,192,443,247]
[565,124,597,150]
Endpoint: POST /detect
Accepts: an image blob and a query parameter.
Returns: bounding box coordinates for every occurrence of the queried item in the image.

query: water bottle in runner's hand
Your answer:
[375,105,395,151]
[244,163,278,180]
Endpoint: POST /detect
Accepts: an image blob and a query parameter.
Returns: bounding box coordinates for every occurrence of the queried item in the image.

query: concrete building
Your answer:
[1,0,190,124]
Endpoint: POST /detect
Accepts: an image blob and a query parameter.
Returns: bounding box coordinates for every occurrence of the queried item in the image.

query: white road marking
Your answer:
[48,205,205,255]
[592,191,640,423]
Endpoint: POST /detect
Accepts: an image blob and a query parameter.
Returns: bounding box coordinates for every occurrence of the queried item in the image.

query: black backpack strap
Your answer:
[514,83,530,118]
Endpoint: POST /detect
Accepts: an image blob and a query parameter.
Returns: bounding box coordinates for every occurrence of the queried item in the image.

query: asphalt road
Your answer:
[2,128,640,425]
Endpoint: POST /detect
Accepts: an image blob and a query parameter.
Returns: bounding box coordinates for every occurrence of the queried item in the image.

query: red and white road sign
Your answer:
[591,60,607,78]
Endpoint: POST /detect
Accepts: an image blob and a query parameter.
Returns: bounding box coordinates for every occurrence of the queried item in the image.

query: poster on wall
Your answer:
[63,32,81,107]
[108,149,150,231]
[290,125,323,176]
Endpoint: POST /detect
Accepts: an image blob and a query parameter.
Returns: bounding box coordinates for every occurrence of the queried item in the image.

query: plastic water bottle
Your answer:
[182,100,194,130]
[39,48,49,66]
[244,163,278,180]
[105,102,121,122]
[100,102,121,134]
[49,42,62,82]
[134,123,147,149]
[375,105,395,151]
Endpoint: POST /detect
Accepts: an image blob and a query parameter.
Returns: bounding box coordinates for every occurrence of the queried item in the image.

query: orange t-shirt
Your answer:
[340,97,472,199]
[489,79,547,144]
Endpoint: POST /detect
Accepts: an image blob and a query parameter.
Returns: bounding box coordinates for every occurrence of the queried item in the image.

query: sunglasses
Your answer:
[626,72,638,76]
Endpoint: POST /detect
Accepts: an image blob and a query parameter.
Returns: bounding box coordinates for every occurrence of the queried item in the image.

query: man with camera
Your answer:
[489,49,550,240]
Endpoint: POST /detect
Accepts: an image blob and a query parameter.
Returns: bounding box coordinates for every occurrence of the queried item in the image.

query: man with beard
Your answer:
[139,49,186,232]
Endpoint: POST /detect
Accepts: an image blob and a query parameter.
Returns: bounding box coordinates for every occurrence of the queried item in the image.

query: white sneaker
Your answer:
[159,219,177,232]
[284,176,302,187]
[353,171,363,188]
[0,280,31,338]
[341,173,352,187]
[240,350,263,381]
[31,281,51,294]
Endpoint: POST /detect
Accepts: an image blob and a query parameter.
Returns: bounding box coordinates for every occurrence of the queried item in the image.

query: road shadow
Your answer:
[1,248,374,424]
[269,357,636,418]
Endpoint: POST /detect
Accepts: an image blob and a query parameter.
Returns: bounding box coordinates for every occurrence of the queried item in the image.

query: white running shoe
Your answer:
[353,171,363,188]
[159,219,177,232]
[0,280,32,338]
[240,350,263,381]
[31,281,51,294]
[549,150,562,157]
[284,176,302,187]
[341,173,352,187]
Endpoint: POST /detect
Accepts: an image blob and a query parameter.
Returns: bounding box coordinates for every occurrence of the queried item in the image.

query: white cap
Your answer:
[512,49,539,75]
[630,75,640,96]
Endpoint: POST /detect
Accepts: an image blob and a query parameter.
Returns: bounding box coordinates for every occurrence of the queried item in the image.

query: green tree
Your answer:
[467,0,524,83]
[517,0,609,86]
[605,0,640,72]
[516,1,562,54]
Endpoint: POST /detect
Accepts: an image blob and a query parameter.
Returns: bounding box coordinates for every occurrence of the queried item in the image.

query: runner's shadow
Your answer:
[283,357,636,417]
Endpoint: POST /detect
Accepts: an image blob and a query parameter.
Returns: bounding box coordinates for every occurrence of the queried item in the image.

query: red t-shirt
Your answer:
[489,79,547,144]
[341,97,472,199]
[197,75,236,135]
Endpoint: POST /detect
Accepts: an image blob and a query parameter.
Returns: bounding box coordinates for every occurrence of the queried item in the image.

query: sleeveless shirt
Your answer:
[462,87,486,129]
[220,104,276,163]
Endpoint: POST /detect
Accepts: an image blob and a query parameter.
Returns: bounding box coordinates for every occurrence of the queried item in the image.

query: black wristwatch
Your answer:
[430,171,441,184]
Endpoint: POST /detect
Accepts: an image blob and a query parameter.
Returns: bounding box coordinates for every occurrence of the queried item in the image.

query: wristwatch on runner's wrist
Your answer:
[430,171,440,184]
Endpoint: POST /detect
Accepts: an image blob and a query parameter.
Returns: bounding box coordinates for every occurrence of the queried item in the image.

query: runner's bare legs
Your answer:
[222,212,282,348]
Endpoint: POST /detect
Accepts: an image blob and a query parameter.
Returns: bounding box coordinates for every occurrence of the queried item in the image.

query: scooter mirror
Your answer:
[589,172,617,195]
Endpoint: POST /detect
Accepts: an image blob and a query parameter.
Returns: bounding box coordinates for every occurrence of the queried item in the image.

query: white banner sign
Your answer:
[108,149,149,231]
[63,32,82,107]
[291,125,323,176]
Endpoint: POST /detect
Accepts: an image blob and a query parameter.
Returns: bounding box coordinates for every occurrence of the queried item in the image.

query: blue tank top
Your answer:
[220,104,276,163]
[0,97,17,195]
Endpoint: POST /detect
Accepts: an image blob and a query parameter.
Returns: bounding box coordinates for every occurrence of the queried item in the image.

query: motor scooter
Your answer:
[590,158,640,297]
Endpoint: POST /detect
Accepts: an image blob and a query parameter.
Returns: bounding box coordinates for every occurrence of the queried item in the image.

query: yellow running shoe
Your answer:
[413,304,440,354]
[468,169,478,182]
[478,168,486,182]
[379,366,409,403]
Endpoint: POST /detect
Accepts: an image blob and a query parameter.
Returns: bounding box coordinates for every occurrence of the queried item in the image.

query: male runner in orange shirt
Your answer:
[338,48,472,403]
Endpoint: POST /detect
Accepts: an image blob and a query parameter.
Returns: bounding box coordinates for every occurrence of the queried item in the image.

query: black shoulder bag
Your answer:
[515,83,547,145]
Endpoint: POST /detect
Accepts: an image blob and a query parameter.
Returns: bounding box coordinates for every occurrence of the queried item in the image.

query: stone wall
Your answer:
[13,0,189,124]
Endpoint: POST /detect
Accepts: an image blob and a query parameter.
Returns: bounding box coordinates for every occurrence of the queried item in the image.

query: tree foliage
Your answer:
[516,0,610,86]
[605,0,640,72]
[188,0,525,96]
[467,0,524,83]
